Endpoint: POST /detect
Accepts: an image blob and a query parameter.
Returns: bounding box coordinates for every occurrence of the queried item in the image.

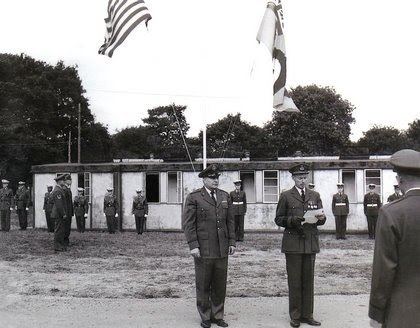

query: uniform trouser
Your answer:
[194,257,228,322]
[17,209,28,230]
[234,215,245,241]
[64,216,72,245]
[135,215,145,234]
[76,215,85,232]
[54,215,66,250]
[366,215,378,238]
[0,210,11,231]
[285,253,316,320]
[334,215,347,238]
[45,211,54,232]
[106,215,116,233]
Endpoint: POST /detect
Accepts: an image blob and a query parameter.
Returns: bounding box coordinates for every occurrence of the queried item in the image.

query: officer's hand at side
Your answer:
[291,217,304,227]
[190,248,201,258]
[84,214,87,218]
[9,207,13,211]
[370,319,381,328]
[116,213,119,217]
[25,207,29,211]
[145,214,148,217]
[229,246,236,255]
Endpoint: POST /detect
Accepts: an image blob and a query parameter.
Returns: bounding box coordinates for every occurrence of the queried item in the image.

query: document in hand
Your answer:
[303,209,325,224]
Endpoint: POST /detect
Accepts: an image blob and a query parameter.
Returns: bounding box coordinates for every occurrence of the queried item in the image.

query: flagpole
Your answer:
[203,104,207,169]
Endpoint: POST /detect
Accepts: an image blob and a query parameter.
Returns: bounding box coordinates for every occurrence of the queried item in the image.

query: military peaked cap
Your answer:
[64,174,72,180]
[77,187,84,192]
[54,174,66,182]
[1,179,9,184]
[337,183,344,187]
[289,163,310,175]
[198,164,221,178]
[107,187,114,191]
[136,188,143,193]
[18,181,25,185]
[233,180,242,185]
[390,149,420,175]
[368,184,376,189]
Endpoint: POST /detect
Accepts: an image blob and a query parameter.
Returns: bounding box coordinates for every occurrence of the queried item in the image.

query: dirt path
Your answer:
[0,294,370,328]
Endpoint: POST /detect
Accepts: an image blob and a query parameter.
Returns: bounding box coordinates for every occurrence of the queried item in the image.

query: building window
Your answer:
[240,171,255,203]
[168,171,183,203]
[77,173,91,201]
[365,169,382,197]
[263,170,279,203]
[341,170,356,203]
[146,172,160,203]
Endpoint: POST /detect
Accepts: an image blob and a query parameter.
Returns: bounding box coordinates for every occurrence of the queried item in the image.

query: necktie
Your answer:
[210,190,216,205]
[301,189,305,202]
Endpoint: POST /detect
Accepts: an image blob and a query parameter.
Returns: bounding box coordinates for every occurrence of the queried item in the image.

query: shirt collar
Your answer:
[204,186,216,195]
[295,186,306,194]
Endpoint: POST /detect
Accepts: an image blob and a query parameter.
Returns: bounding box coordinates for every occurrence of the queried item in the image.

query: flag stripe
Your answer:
[107,0,144,34]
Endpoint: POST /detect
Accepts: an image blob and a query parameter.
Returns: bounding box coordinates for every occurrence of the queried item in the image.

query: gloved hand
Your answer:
[190,248,201,258]
[115,213,119,218]
[144,214,148,217]
[84,213,87,218]
[25,207,29,211]
[290,217,305,228]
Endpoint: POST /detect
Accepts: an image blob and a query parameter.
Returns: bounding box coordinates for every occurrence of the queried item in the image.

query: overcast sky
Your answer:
[1,0,420,141]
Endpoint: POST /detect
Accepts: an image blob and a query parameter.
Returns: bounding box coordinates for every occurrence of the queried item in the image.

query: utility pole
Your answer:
[68,131,72,163]
[78,103,81,164]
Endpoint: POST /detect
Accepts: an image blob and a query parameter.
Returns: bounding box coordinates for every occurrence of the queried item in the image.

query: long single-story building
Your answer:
[31,156,395,232]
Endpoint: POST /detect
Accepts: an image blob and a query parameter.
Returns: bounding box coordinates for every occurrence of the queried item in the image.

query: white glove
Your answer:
[370,319,382,328]
[190,248,201,258]
[43,209,45,212]
[144,214,148,217]
[25,207,29,211]
[104,213,106,216]
[116,213,119,217]
[84,214,87,218]
[9,207,13,211]
[14,206,17,210]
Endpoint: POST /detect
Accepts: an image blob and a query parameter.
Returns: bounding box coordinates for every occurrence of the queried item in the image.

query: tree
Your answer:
[112,125,154,159]
[406,119,420,151]
[264,85,355,156]
[357,126,411,155]
[0,53,112,184]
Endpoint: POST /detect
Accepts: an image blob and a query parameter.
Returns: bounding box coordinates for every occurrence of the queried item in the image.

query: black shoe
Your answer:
[200,320,211,328]
[301,318,321,326]
[212,319,228,327]
[290,319,300,327]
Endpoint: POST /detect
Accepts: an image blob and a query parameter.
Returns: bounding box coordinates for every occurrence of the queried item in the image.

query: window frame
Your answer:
[364,169,383,201]
[340,169,357,204]
[145,172,160,203]
[263,170,279,203]
[239,170,256,204]
[167,171,183,204]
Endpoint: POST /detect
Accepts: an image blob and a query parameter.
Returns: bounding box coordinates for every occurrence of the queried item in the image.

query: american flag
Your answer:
[98,0,152,58]
[256,1,298,112]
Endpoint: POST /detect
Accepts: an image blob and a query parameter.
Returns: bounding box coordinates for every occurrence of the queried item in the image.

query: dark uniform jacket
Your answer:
[43,192,54,213]
[73,195,89,217]
[387,192,403,203]
[364,192,382,216]
[51,185,66,219]
[229,190,247,215]
[63,186,74,217]
[15,187,30,210]
[369,189,420,327]
[275,187,326,254]
[0,187,13,210]
[331,193,349,216]
[183,187,236,258]
[103,195,118,216]
[132,195,148,216]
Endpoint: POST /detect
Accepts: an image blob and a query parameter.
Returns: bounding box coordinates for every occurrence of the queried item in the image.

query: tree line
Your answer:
[0,54,419,185]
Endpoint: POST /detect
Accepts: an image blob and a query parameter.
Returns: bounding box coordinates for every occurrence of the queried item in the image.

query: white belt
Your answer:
[367,204,378,207]
[335,203,346,206]
[232,202,244,205]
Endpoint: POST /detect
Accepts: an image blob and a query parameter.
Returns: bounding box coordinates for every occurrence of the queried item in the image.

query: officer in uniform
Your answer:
[0,179,14,232]
[104,187,119,234]
[308,183,315,190]
[229,180,247,242]
[275,163,326,327]
[51,174,68,252]
[369,149,420,328]
[363,184,382,239]
[43,185,54,232]
[183,164,236,328]
[132,189,148,234]
[63,174,74,246]
[74,187,89,233]
[331,183,350,240]
[387,184,403,203]
[15,181,30,230]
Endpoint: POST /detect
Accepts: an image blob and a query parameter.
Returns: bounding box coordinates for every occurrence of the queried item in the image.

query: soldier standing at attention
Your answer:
[183,164,236,328]
[132,189,148,234]
[63,174,74,247]
[229,180,247,242]
[369,149,420,328]
[275,163,326,328]
[74,187,89,233]
[331,183,350,240]
[104,187,118,234]
[364,184,382,239]
[0,179,14,232]
[43,185,54,232]
[15,181,30,230]
[387,184,403,203]
[51,174,68,252]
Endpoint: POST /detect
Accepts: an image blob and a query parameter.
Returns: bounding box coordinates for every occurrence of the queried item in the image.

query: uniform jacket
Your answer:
[387,192,403,203]
[0,187,13,210]
[331,193,349,216]
[275,187,326,254]
[103,195,118,216]
[15,187,30,209]
[229,190,247,215]
[364,192,382,216]
[43,192,54,213]
[73,195,89,217]
[132,195,148,217]
[51,185,66,219]
[183,187,236,258]
[369,189,420,327]
[63,186,74,217]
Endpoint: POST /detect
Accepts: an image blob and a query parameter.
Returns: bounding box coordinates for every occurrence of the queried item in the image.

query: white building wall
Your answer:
[91,173,113,229]
[313,170,339,231]
[34,174,57,228]
[121,172,144,229]
[383,169,397,203]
